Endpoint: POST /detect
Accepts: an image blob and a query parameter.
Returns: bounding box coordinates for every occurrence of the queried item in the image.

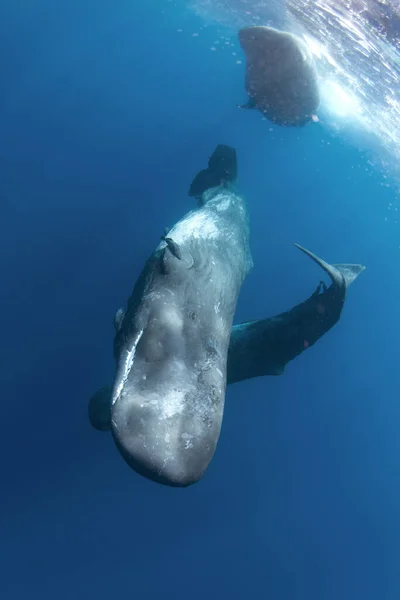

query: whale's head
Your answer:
[109,289,227,488]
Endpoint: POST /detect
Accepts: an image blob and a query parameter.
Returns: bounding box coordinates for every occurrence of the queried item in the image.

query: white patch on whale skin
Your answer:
[215,197,232,212]
[160,388,188,419]
[169,210,219,243]
[160,189,241,247]
[112,329,144,406]
[159,305,184,332]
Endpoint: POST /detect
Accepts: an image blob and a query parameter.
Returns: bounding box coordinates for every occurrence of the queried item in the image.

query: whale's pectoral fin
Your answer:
[114,308,125,332]
[161,237,194,273]
[88,385,112,431]
[161,236,182,260]
[238,97,256,110]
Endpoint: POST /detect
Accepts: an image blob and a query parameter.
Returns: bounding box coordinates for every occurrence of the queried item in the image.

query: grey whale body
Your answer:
[108,147,252,487]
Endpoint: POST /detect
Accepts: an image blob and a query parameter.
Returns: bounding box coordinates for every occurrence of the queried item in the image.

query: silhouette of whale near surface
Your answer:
[238,25,320,126]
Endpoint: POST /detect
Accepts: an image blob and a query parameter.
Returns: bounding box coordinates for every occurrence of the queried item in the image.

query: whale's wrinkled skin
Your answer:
[89,245,365,429]
[108,148,252,487]
[238,25,320,126]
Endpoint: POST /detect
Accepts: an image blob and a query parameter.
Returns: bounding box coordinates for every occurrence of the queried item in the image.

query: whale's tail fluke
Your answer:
[294,243,366,289]
[188,144,237,198]
[226,244,366,384]
[332,263,366,287]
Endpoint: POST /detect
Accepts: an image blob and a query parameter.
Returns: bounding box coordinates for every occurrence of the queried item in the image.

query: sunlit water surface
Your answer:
[189,0,400,194]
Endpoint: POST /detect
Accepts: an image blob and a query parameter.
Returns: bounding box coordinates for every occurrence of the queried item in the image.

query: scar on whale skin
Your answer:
[88,245,365,431]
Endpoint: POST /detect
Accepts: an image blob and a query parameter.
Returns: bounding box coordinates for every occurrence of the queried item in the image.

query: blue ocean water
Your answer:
[1,1,400,598]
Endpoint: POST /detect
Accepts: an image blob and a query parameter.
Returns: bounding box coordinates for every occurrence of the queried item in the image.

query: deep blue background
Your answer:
[1,1,400,598]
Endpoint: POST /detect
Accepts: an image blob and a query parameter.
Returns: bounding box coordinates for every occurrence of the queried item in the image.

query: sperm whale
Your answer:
[89,245,365,429]
[108,145,252,487]
[238,25,320,126]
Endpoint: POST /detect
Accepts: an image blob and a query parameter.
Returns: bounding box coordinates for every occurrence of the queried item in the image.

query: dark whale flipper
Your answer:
[161,236,183,260]
[188,144,237,198]
[160,236,194,273]
[88,385,112,431]
[227,244,366,384]
[114,308,125,332]
[88,245,365,430]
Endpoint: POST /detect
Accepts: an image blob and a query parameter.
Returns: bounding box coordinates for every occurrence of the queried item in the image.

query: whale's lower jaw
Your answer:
[110,384,224,488]
[110,432,209,487]
[111,423,215,488]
